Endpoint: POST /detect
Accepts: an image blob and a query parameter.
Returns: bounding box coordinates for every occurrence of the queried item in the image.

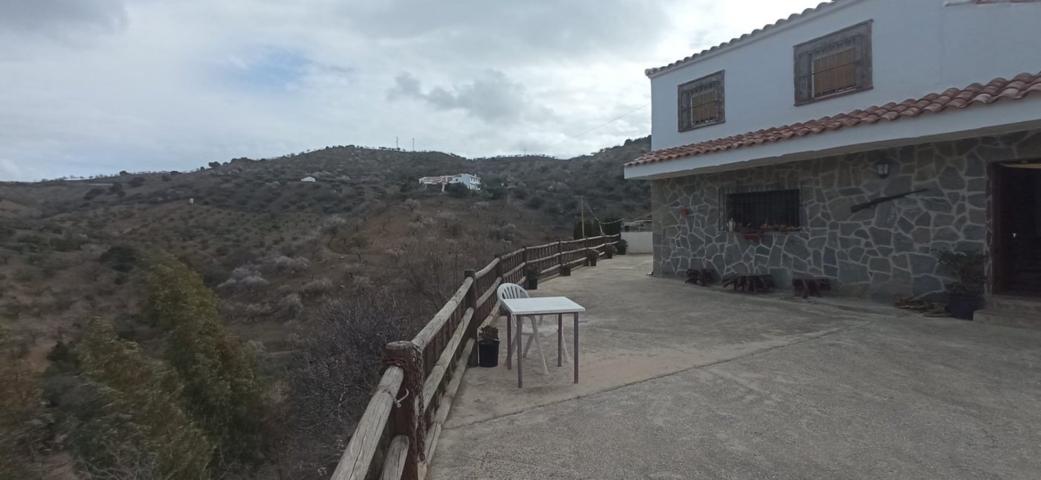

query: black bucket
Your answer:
[478,340,500,367]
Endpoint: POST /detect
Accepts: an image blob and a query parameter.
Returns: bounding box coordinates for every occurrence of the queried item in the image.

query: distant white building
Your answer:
[418,173,482,192]
[300,176,317,183]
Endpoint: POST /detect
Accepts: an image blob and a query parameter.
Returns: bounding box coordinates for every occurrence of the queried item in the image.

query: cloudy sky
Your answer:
[0,0,822,181]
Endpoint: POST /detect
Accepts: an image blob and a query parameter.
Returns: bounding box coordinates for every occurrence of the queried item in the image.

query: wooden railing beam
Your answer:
[383,341,425,480]
[329,367,404,480]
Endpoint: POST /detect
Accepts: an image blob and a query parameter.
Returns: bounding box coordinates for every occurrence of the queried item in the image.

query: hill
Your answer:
[0,137,650,478]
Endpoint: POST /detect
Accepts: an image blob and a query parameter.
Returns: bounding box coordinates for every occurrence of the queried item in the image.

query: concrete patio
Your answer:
[429,255,1041,480]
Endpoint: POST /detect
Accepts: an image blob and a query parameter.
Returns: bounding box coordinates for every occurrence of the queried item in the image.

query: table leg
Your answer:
[557,313,562,367]
[573,312,579,384]
[516,314,523,388]
[506,312,512,370]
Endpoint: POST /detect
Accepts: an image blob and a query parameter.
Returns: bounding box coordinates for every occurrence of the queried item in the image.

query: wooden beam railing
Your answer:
[330,234,621,480]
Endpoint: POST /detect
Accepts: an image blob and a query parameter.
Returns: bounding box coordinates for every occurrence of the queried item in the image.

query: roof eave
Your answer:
[644,0,863,79]
[625,98,1041,180]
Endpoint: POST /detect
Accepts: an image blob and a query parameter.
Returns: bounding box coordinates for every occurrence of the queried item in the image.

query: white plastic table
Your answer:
[501,296,586,388]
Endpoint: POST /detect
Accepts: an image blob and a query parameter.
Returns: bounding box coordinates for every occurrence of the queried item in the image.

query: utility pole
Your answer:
[395,136,399,150]
[411,137,415,151]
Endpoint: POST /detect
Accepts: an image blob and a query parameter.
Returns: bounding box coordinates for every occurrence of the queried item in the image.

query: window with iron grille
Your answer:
[678,71,724,132]
[794,21,872,105]
[727,190,801,231]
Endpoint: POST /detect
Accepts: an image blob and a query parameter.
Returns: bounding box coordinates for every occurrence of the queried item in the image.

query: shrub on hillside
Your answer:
[264,255,311,273]
[0,356,45,479]
[282,294,416,478]
[298,277,334,296]
[218,264,269,290]
[100,245,138,272]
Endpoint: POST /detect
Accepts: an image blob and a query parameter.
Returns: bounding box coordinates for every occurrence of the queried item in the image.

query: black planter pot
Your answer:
[947,293,984,320]
[525,275,538,290]
[586,255,598,267]
[477,340,500,367]
[617,244,628,255]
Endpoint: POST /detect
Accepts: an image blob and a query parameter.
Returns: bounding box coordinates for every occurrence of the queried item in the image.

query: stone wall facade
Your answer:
[651,129,1041,299]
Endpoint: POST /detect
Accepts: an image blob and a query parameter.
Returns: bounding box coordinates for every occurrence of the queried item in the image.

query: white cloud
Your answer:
[0,0,823,181]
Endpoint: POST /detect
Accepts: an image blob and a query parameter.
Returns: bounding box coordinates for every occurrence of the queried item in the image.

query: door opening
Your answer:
[993,162,1041,295]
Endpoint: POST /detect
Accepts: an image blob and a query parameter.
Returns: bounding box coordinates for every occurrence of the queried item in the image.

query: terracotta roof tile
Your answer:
[626,72,1041,168]
[645,1,856,77]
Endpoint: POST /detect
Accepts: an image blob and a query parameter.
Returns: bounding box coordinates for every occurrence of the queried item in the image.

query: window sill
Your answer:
[679,119,725,133]
[795,85,873,106]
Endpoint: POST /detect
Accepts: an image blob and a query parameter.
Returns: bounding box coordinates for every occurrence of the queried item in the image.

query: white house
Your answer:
[418,173,482,192]
[624,0,1041,312]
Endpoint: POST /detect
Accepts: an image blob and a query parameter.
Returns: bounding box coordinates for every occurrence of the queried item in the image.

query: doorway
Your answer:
[993,162,1041,295]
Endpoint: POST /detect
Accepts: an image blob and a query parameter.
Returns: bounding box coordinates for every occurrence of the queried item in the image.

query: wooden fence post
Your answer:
[464,269,478,367]
[557,241,563,269]
[384,341,425,480]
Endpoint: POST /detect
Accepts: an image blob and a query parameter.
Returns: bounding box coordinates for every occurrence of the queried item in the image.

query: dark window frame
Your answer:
[677,70,725,132]
[726,189,802,231]
[794,21,873,106]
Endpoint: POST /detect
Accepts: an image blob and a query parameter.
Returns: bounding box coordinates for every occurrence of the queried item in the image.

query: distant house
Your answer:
[624,0,1041,301]
[418,173,482,192]
[300,176,317,183]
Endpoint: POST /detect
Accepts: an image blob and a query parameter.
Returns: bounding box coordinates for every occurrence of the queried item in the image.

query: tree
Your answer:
[481,177,506,200]
[146,257,267,472]
[445,182,470,198]
[71,319,213,479]
[208,162,221,169]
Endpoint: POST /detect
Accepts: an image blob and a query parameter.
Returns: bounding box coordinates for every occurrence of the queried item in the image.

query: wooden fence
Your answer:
[329,234,622,480]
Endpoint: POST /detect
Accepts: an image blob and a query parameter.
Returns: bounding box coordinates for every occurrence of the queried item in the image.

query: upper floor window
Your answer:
[678,70,724,131]
[794,21,872,105]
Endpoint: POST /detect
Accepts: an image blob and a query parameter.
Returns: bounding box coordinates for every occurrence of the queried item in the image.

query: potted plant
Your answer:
[524,265,540,290]
[477,325,500,368]
[936,249,986,320]
[604,244,616,259]
[616,238,628,255]
[585,250,598,267]
[560,264,572,276]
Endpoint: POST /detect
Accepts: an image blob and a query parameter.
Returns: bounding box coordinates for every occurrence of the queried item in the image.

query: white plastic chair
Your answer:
[497,283,570,376]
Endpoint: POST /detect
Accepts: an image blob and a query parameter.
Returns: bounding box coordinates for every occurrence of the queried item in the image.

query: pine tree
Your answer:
[74,319,213,479]
[146,257,267,472]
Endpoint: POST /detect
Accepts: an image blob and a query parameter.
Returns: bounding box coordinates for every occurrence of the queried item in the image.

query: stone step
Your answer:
[987,295,1041,315]
[974,309,1041,330]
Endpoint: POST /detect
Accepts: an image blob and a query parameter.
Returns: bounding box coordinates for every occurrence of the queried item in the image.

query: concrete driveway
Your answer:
[429,255,1041,480]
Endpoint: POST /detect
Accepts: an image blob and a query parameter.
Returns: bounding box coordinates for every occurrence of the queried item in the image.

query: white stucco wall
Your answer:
[621,231,653,254]
[649,0,1041,152]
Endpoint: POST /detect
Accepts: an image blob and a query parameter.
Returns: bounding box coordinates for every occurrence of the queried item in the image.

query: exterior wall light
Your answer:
[875,159,892,178]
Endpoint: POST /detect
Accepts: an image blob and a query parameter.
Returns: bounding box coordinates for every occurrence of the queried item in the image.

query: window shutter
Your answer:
[678,90,692,132]
[794,52,812,104]
[854,32,872,89]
